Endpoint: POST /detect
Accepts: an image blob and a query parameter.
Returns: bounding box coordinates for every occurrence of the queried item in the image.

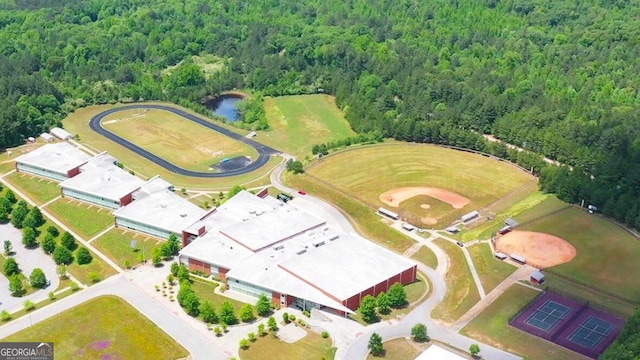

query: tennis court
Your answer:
[568,316,615,349]
[525,300,571,332]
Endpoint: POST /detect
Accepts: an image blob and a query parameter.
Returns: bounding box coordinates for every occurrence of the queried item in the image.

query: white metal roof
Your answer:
[50,127,73,140]
[59,153,145,201]
[113,177,206,236]
[14,142,92,174]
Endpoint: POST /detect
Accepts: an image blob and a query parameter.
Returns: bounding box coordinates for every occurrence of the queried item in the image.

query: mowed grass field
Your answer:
[462,284,585,360]
[241,330,335,360]
[3,171,60,205]
[45,198,114,239]
[63,102,279,189]
[2,296,188,359]
[468,243,517,293]
[306,142,536,226]
[520,206,640,302]
[102,108,257,172]
[262,95,356,158]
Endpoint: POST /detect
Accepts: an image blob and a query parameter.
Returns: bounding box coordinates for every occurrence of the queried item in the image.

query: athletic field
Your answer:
[262,95,356,157]
[101,108,257,172]
[306,142,536,226]
[63,103,278,189]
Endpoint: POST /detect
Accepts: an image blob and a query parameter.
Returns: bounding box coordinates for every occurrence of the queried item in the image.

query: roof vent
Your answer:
[180,213,187,217]
[329,234,339,241]
[313,240,325,248]
[160,203,167,208]
[296,248,307,255]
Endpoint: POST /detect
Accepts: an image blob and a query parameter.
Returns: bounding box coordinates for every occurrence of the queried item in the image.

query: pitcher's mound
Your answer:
[496,230,576,268]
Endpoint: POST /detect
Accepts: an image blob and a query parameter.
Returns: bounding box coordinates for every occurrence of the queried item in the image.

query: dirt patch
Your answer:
[496,230,576,268]
[379,187,470,209]
[421,217,438,225]
[420,204,431,210]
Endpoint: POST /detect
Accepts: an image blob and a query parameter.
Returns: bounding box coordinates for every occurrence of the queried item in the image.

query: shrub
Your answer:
[76,247,93,265]
[70,282,80,292]
[322,331,329,339]
[24,300,35,312]
[0,310,11,322]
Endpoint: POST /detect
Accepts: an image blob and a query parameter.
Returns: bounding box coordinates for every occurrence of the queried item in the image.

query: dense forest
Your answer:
[0,0,640,235]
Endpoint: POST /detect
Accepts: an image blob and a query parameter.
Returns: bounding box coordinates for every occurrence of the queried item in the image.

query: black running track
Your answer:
[89,104,280,178]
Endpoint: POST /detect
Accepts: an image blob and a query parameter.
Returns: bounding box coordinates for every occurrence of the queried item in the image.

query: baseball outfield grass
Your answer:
[431,239,480,323]
[2,296,188,359]
[462,284,585,360]
[102,108,257,172]
[305,142,536,226]
[262,95,356,158]
[468,243,517,293]
[520,206,640,302]
[62,102,278,190]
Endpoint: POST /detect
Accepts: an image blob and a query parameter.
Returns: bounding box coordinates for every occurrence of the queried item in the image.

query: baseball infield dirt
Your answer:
[496,230,576,268]
[379,187,470,209]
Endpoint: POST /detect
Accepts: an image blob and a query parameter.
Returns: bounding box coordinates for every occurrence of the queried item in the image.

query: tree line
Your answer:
[0,1,639,230]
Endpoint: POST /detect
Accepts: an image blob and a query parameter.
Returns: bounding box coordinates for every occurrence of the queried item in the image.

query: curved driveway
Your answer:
[90,104,279,177]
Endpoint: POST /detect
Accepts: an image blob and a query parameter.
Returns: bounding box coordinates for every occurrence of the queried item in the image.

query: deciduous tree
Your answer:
[359,295,377,323]
[255,294,272,317]
[3,257,20,276]
[29,268,46,289]
[239,304,255,323]
[200,301,218,324]
[368,332,384,357]
[53,246,73,265]
[76,247,92,265]
[411,323,429,342]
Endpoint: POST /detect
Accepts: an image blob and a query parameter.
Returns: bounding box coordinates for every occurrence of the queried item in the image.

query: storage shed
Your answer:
[531,270,545,285]
[40,133,55,142]
[50,127,73,140]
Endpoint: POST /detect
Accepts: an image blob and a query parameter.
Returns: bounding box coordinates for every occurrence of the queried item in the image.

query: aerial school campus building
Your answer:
[14,143,417,315]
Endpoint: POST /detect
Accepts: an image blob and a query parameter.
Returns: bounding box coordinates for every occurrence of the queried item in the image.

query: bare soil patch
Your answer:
[496,230,576,268]
[379,187,470,209]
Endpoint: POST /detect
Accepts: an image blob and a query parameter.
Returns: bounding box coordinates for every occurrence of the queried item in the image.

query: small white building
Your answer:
[40,133,55,142]
[50,127,73,140]
[415,345,467,360]
[14,142,92,181]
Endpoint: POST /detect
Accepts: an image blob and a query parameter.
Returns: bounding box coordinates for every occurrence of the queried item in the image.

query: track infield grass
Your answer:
[520,207,640,302]
[468,243,517,293]
[3,172,60,205]
[44,198,114,239]
[283,172,414,252]
[2,296,188,359]
[262,95,356,158]
[92,228,162,268]
[411,245,439,269]
[102,108,257,172]
[461,284,587,360]
[62,102,278,189]
[431,239,480,323]
[306,142,536,226]
[240,329,336,360]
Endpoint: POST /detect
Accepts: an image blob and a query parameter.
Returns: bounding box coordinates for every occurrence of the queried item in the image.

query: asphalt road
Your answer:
[89,104,280,178]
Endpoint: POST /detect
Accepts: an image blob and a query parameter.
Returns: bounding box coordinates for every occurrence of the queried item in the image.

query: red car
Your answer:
[298,190,307,195]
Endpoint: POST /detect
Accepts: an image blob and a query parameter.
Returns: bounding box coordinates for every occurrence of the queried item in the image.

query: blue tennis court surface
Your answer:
[524,300,571,332]
[568,316,614,349]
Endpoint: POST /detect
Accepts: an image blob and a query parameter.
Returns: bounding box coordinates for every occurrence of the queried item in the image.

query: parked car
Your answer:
[456,241,464,248]
[298,189,307,195]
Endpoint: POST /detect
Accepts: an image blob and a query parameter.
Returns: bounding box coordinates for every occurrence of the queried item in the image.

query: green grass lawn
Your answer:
[102,108,257,172]
[92,228,161,268]
[306,142,535,226]
[2,286,77,323]
[190,277,246,313]
[411,246,438,269]
[462,284,584,360]
[66,247,118,285]
[3,172,60,205]
[283,172,414,253]
[521,207,640,302]
[431,239,480,323]
[468,243,516,293]
[240,329,335,360]
[44,198,114,239]
[366,338,430,360]
[262,95,356,158]
[2,296,188,359]
[62,102,279,189]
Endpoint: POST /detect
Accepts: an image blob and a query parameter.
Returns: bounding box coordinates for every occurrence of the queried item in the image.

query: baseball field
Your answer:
[101,108,258,172]
[305,142,537,227]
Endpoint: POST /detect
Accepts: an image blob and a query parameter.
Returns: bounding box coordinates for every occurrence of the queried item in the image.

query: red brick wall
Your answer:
[343,294,360,310]
[373,280,389,297]
[188,259,211,275]
[119,192,134,207]
[400,266,417,284]
[219,267,229,280]
[388,273,402,286]
[67,167,81,178]
[256,188,269,198]
[360,286,375,300]
[181,232,190,248]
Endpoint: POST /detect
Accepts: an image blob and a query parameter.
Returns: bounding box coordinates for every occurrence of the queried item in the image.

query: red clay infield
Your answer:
[496,230,576,268]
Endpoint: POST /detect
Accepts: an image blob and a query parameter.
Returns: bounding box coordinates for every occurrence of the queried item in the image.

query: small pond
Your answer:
[207,95,242,122]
